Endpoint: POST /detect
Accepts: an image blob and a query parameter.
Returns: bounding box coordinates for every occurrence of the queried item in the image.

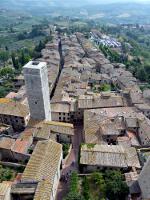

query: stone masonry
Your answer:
[23,61,51,121]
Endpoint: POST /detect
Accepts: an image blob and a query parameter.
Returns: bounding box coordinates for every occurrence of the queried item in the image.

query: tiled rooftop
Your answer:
[22,140,62,200]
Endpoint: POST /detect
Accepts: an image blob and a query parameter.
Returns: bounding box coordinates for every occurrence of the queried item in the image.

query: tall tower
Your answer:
[23,61,51,121]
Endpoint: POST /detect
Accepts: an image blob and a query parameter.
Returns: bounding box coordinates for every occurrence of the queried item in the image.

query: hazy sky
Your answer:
[48,0,150,7]
[49,0,150,5]
[85,0,150,3]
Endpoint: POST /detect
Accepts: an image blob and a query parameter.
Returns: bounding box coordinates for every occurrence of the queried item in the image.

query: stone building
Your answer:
[80,144,141,173]
[23,61,51,121]
[27,120,74,144]
[135,103,150,119]
[11,140,62,200]
[138,157,150,200]
[0,99,30,131]
[138,118,150,147]
[46,121,74,144]
[0,134,31,162]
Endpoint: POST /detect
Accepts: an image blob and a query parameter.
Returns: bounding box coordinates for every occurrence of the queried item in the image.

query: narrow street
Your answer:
[56,125,83,200]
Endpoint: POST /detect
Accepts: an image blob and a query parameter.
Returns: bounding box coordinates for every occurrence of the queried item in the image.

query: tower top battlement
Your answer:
[23,61,46,70]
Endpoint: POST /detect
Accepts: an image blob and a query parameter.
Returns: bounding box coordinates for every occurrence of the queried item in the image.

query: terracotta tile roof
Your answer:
[20,128,34,140]
[0,181,12,198]
[33,179,53,200]
[22,140,62,181]
[51,102,70,113]
[21,140,62,200]
[27,119,50,140]
[11,139,29,154]
[28,119,74,139]
[27,119,44,128]
[45,121,73,128]
[80,144,141,169]
[45,121,74,136]
[0,101,29,117]
[33,124,50,140]
[0,137,15,149]
[78,93,124,109]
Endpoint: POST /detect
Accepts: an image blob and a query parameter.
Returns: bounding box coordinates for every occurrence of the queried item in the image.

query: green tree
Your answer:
[0,51,9,66]
[91,172,106,198]
[0,165,14,182]
[0,86,7,98]
[11,52,20,70]
[64,172,84,200]
[136,67,147,82]
[19,50,31,67]
[62,143,70,159]
[19,50,25,66]
[0,67,14,80]
[105,170,129,200]
[70,171,78,193]
[35,40,45,52]
[99,84,111,92]
[64,192,84,200]
[5,46,9,51]
[82,176,90,200]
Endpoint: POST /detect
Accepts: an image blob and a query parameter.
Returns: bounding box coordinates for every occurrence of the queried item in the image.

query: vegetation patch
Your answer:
[100,25,150,86]
[86,144,96,149]
[62,143,70,159]
[64,170,129,200]
[0,165,16,182]
[64,171,84,200]
[92,83,112,93]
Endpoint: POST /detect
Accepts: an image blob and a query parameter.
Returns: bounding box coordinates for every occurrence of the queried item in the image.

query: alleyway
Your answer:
[56,125,83,200]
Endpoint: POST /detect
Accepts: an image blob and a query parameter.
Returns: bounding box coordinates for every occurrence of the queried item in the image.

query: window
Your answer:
[35,101,38,104]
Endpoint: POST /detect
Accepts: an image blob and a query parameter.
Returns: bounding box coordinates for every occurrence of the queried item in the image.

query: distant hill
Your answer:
[0,0,51,9]
[83,3,150,24]
[0,0,90,10]
[0,0,150,10]
[0,0,150,24]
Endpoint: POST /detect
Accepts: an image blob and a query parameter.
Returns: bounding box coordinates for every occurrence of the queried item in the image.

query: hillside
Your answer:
[1,1,149,24]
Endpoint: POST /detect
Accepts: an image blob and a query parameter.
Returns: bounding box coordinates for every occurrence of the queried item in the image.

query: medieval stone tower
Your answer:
[23,61,51,121]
